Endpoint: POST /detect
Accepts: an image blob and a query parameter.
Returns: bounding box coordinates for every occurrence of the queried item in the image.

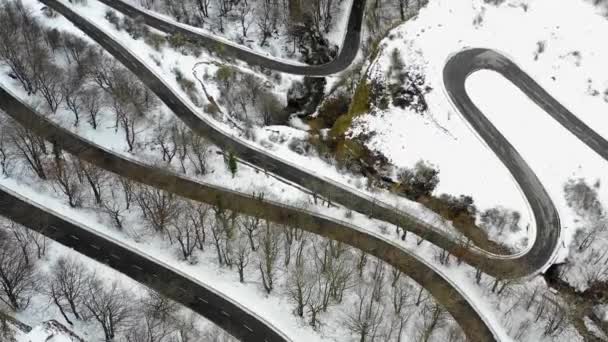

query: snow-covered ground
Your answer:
[16,321,84,342]
[3,0,607,340]
[119,0,354,62]
[351,0,608,254]
[30,0,467,238]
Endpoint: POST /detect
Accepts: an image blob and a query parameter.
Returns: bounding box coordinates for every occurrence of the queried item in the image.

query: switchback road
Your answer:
[2,0,607,340]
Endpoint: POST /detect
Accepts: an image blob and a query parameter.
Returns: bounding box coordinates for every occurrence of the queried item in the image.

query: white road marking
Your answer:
[110,254,120,260]
[152,273,159,278]
[220,310,230,317]
[90,244,101,250]
[132,265,143,271]
[197,297,208,304]
[70,235,80,241]
[49,225,57,231]
[243,324,253,332]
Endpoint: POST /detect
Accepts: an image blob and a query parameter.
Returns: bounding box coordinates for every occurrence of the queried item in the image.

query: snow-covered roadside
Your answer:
[34,0,470,239]
[466,70,608,257]
[6,220,219,342]
[1,0,596,339]
[0,174,518,342]
[118,0,353,62]
[351,0,608,253]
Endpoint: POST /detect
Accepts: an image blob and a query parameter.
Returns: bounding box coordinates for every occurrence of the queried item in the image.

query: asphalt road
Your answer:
[94,0,366,76]
[443,48,608,276]
[0,185,288,342]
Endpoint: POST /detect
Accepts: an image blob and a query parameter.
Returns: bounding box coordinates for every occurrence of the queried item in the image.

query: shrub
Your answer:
[317,92,350,127]
[105,10,121,31]
[396,161,440,200]
[167,33,187,48]
[144,32,165,51]
[122,15,147,40]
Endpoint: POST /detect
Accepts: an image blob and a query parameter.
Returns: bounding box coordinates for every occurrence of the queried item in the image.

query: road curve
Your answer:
[94,0,366,76]
[41,0,563,278]
[0,186,289,342]
[0,84,497,342]
[443,48,608,276]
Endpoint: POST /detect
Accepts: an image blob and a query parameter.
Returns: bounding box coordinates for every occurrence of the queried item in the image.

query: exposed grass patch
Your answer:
[329,80,370,139]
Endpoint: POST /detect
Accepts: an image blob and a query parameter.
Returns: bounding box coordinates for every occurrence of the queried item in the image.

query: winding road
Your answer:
[0,0,607,340]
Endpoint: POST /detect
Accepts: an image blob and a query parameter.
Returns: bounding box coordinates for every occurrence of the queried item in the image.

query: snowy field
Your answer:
[352,0,608,253]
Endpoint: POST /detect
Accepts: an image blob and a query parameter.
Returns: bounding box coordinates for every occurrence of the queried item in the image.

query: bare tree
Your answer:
[112,96,139,152]
[46,257,90,325]
[257,220,280,294]
[75,160,107,205]
[236,3,254,39]
[36,60,65,113]
[8,121,49,180]
[168,201,200,262]
[176,311,203,342]
[415,302,448,342]
[62,35,89,68]
[125,290,180,342]
[390,277,414,341]
[153,119,178,164]
[256,1,273,46]
[185,133,210,175]
[286,238,313,317]
[81,87,104,130]
[0,232,37,311]
[83,277,135,342]
[182,201,210,252]
[0,0,46,95]
[258,90,284,125]
[214,205,238,267]
[238,214,262,251]
[234,234,251,283]
[100,177,131,230]
[49,155,85,208]
[195,0,210,18]
[0,116,15,176]
[306,273,328,329]
[4,221,46,262]
[136,186,181,233]
[62,70,85,125]
[343,285,385,342]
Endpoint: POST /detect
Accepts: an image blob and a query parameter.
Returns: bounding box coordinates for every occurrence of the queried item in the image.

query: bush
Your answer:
[144,32,165,51]
[167,33,188,48]
[389,69,431,113]
[480,207,522,235]
[105,10,121,31]
[390,48,404,71]
[122,15,147,40]
[396,161,439,200]
[215,65,235,91]
[317,92,350,127]
[172,67,201,106]
[173,68,195,92]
